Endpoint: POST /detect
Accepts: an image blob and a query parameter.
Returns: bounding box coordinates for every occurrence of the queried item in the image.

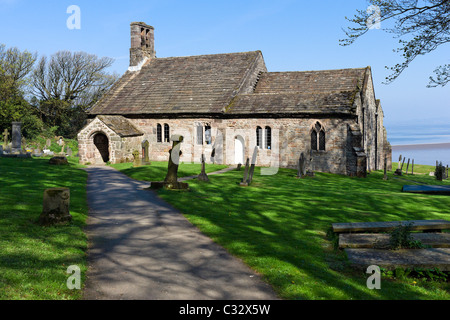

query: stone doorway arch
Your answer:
[93,132,110,163]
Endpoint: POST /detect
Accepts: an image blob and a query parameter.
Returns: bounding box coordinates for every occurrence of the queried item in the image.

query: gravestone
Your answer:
[3,129,9,147]
[11,122,22,154]
[394,155,404,176]
[411,159,415,175]
[38,188,72,226]
[49,156,69,165]
[240,158,250,186]
[398,155,402,170]
[132,150,141,167]
[141,140,150,165]
[0,145,3,156]
[383,156,388,180]
[406,158,410,174]
[66,147,73,157]
[149,135,189,190]
[297,152,306,178]
[197,154,209,182]
[236,163,242,171]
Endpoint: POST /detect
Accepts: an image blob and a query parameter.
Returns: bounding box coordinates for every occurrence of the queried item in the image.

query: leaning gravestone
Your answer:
[38,188,72,226]
[197,154,209,182]
[240,158,250,186]
[149,135,189,190]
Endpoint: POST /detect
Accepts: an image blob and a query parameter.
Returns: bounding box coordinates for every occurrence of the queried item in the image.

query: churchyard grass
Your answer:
[0,157,88,299]
[110,161,228,181]
[152,167,450,300]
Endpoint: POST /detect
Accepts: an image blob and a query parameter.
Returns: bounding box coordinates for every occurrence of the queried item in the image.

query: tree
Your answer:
[341,0,450,87]
[31,50,118,137]
[0,44,42,139]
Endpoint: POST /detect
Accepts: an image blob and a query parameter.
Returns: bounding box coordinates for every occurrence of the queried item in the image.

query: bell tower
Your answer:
[130,22,156,67]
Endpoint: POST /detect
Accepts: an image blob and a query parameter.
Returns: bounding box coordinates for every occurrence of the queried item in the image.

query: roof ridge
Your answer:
[151,50,261,60]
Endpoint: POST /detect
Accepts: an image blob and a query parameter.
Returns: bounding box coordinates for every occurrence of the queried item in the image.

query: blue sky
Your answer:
[0,0,449,145]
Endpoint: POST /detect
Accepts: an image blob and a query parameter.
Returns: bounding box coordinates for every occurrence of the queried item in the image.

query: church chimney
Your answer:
[130,22,156,68]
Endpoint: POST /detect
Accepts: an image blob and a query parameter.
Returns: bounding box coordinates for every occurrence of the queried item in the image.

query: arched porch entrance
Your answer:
[234,135,244,165]
[93,132,110,163]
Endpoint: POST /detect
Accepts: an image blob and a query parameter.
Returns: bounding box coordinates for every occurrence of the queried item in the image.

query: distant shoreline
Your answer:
[392,142,450,150]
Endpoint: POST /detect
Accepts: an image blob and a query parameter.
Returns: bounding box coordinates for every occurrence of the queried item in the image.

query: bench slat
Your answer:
[339,233,450,249]
[345,248,450,271]
[332,219,450,233]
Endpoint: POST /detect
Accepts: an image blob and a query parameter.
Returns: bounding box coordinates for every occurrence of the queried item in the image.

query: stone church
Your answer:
[77,22,392,176]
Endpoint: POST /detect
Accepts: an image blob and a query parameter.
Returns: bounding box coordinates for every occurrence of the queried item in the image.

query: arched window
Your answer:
[256,126,262,148]
[311,122,325,151]
[265,126,271,150]
[156,124,162,143]
[205,125,212,145]
[164,124,170,142]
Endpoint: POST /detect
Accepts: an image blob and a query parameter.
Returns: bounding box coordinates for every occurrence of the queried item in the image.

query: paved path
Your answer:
[83,165,278,300]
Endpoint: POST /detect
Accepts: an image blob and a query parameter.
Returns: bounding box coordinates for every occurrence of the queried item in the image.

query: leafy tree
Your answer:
[341,0,450,87]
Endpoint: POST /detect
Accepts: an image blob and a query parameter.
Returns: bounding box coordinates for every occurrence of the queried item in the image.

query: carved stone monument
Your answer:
[197,154,209,182]
[11,122,22,154]
[149,135,189,190]
[38,188,72,226]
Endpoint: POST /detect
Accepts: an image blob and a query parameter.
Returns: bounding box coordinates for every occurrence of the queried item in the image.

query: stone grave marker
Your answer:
[3,129,9,147]
[297,152,306,178]
[406,158,410,174]
[38,188,72,226]
[197,154,209,182]
[0,145,3,156]
[11,122,22,154]
[66,147,73,157]
[411,159,415,175]
[149,135,189,190]
[132,150,141,167]
[240,158,250,186]
[142,140,150,165]
[236,163,242,171]
[383,156,388,180]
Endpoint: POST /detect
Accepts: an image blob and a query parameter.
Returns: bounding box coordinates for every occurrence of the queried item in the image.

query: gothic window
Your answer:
[164,124,170,142]
[205,125,212,145]
[157,124,162,143]
[256,126,262,148]
[311,121,325,151]
[265,126,272,150]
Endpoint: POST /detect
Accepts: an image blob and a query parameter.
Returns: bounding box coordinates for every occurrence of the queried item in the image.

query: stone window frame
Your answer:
[265,126,272,150]
[164,123,170,143]
[311,121,326,152]
[256,126,263,149]
[156,123,162,143]
[195,122,212,146]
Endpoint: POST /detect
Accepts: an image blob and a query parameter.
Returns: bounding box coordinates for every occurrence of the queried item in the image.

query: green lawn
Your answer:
[144,166,450,300]
[0,157,88,300]
[110,161,228,181]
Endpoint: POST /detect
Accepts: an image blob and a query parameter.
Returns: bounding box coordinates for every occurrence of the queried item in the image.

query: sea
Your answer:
[392,143,450,166]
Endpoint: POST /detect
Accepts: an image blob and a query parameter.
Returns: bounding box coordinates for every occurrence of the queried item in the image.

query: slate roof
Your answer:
[227,68,367,115]
[89,51,262,115]
[89,50,368,117]
[97,115,143,137]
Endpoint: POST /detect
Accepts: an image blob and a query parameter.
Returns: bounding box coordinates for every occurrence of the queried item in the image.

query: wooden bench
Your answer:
[345,248,450,271]
[339,233,450,249]
[332,219,450,234]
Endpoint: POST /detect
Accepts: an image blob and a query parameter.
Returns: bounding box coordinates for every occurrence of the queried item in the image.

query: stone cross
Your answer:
[3,129,9,147]
[197,154,209,182]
